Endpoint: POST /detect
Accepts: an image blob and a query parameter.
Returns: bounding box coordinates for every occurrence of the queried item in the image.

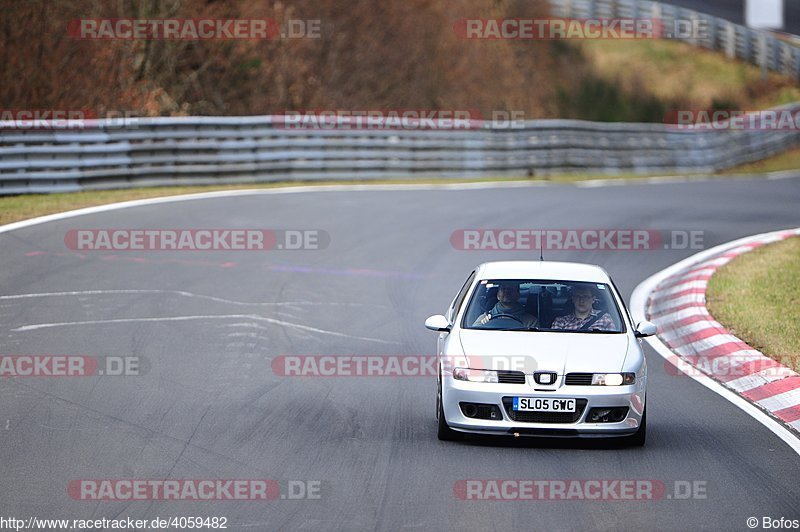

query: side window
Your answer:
[447,271,476,323]
[608,278,630,332]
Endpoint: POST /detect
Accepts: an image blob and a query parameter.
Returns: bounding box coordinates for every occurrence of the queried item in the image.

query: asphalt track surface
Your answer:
[1,177,799,531]
[666,0,799,34]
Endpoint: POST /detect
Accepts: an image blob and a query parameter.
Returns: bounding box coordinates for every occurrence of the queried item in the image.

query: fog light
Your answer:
[610,408,627,422]
[459,402,502,420]
[590,409,612,422]
[587,407,629,423]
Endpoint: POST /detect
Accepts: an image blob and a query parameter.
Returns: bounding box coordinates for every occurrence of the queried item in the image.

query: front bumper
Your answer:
[442,376,645,438]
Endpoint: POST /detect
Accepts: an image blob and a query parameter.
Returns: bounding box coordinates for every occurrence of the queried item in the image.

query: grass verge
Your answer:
[723,145,800,175]
[706,236,800,372]
[575,39,800,116]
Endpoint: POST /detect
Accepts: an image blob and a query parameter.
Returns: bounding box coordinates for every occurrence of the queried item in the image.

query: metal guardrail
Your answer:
[0,1,798,195]
[550,0,800,80]
[1,105,798,194]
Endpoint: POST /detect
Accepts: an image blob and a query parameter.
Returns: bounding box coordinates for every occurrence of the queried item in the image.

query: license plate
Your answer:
[512,397,576,413]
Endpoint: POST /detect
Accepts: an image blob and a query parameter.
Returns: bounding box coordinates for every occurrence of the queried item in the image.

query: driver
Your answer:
[474,282,538,328]
[551,285,615,331]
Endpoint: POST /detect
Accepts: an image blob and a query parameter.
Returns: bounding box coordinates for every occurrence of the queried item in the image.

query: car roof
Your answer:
[475,261,612,283]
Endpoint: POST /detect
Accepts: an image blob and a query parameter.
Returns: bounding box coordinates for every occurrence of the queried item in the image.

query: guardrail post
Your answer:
[630,0,639,20]
[649,2,661,39]
[758,32,768,79]
[724,21,736,58]
[769,36,779,72]
[777,42,788,78]
[794,49,800,81]
[698,17,720,50]
[742,27,753,64]
[689,12,699,47]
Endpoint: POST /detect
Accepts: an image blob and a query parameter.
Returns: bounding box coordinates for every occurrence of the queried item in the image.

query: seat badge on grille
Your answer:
[534,371,556,385]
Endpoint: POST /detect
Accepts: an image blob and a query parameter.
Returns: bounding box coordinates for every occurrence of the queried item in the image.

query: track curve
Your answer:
[1,177,799,531]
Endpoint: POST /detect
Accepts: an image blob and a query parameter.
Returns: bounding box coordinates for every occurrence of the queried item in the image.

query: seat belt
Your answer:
[579,313,603,331]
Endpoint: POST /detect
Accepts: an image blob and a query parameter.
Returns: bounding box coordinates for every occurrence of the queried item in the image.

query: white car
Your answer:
[425,261,655,445]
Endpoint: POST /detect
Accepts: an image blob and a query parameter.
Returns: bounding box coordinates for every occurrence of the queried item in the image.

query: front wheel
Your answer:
[623,406,646,447]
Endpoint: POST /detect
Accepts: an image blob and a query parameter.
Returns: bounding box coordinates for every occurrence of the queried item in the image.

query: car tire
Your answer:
[437,379,463,441]
[624,406,646,447]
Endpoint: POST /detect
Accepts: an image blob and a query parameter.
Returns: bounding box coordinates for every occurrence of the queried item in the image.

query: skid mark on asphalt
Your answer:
[264,263,425,279]
[11,314,399,345]
[225,322,273,330]
[3,378,276,479]
[225,332,272,340]
[0,289,388,309]
[273,311,303,319]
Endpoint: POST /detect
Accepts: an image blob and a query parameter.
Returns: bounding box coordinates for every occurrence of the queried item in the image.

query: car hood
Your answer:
[457,329,630,374]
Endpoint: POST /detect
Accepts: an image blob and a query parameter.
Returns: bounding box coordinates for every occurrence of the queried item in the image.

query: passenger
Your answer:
[474,282,538,328]
[551,285,615,331]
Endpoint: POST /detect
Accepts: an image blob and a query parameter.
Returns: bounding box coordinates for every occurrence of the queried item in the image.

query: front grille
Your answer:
[502,398,588,423]
[497,371,526,384]
[565,373,594,386]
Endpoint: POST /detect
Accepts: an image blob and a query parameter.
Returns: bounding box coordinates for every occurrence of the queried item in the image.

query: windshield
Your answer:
[462,279,625,333]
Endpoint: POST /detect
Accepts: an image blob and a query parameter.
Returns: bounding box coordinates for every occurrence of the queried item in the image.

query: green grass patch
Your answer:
[566,39,800,122]
[706,236,800,372]
[724,145,800,175]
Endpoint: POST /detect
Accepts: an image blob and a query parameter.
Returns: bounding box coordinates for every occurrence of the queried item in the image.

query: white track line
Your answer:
[0,289,384,308]
[0,182,546,235]
[10,313,399,345]
[2,176,799,236]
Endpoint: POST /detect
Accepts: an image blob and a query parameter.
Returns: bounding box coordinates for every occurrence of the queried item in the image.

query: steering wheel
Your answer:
[487,313,524,324]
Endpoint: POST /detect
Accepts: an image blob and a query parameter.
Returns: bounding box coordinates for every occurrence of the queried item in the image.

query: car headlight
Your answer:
[453,367,499,383]
[591,373,635,386]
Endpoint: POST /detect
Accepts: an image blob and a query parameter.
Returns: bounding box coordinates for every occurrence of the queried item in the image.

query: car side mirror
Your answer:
[425,315,451,332]
[634,321,657,338]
